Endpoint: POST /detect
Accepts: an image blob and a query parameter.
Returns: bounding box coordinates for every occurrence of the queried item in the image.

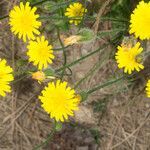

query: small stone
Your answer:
[145,103,150,108]
[84,137,94,143]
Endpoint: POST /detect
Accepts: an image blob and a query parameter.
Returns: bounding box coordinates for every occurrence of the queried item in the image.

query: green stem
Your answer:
[74,50,109,89]
[0,15,8,20]
[78,0,87,30]
[39,15,128,22]
[54,0,77,7]
[31,0,49,6]
[12,74,30,84]
[53,45,70,51]
[87,76,124,95]
[98,28,126,37]
[101,16,129,22]
[32,123,56,150]
[56,27,67,79]
[38,0,78,16]
[55,43,109,73]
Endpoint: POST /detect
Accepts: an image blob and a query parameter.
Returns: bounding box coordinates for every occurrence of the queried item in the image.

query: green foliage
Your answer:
[26,0,40,3]
[44,68,55,76]
[80,91,89,102]
[78,28,95,42]
[93,99,107,113]
[109,0,132,19]
[144,0,150,3]
[43,1,57,12]
[39,0,72,32]
[16,59,28,67]
[105,0,134,45]
[54,17,69,31]
[90,129,101,144]
[55,122,63,131]
[16,59,36,76]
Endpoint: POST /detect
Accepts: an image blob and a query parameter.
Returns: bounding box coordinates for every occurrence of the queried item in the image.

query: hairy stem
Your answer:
[87,76,124,95]
[55,43,109,73]
[56,27,67,79]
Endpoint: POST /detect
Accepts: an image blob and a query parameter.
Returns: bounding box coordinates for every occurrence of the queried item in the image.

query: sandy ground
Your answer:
[0,0,150,150]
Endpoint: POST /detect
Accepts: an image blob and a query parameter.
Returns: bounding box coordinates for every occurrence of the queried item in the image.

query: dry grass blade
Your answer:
[112,111,150,149]
[93,0,114,34]
[0,0,150,149]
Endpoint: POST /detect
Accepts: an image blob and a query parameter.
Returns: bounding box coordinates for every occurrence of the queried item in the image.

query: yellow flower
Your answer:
[115,42,144,74]
[27,36,54,70]
[65,2,87,25]
[0,59,14,97]
[32,71,45,83]
[146,80,150,98]
[129,1,150,40]
[64,35,81,46]
[39,80,80,122]
[9,2,41,42]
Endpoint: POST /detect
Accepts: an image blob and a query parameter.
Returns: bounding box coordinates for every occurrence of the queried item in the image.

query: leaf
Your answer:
[80,91,89,102]
[93,99,107,112]
[90,129,101,144]
[78,28,95,42]
[55,122,62,131]
[44,68,55,76]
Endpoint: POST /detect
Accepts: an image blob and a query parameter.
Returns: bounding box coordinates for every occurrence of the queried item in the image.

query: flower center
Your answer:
[0,72,4,78]
[128,53,135,61]
[74,9,83,17]
[39,48,48,57]
[51,93,66,110]
[19,15,33,30]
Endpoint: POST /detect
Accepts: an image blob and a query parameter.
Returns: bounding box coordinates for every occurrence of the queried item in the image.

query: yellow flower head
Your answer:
[32,71,45,82]
[115,42,144,74]
[9,2,41,42]
[27,36,54,70]
[146,80,150,98]
[129,1,150,40]
[65,2,87,25]
[39,80,80,122]
[64,35,81,46]
[0,59,14,97]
